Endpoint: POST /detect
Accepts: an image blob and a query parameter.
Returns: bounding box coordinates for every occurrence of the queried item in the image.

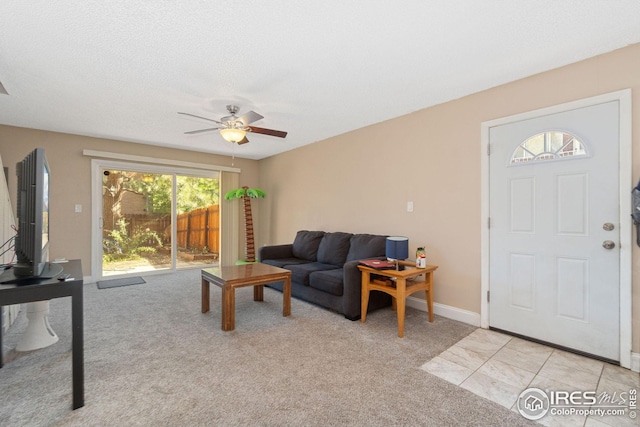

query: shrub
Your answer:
[102,218,163,262]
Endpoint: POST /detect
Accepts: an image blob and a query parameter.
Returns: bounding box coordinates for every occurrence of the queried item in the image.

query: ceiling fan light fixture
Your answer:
[220,127,246,143]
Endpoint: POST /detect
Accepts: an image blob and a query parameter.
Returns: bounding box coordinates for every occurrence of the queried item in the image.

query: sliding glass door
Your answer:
[96,161,219,278]
[175,175,220,269]
[101,170,172,275]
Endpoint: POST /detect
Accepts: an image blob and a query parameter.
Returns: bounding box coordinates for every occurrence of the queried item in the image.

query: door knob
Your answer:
[602,240,616,250]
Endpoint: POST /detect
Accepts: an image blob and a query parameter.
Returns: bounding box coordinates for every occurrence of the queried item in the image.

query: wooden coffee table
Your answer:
[201,263,291,331]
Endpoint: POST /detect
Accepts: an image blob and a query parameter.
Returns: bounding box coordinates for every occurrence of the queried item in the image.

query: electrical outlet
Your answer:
[75,204,82,213]
[407,201,414,212]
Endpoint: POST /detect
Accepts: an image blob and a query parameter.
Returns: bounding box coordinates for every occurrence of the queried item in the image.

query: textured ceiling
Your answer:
[1,1,640,160]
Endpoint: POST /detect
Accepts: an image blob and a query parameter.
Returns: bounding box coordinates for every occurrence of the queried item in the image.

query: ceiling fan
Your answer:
[178,105,287,145]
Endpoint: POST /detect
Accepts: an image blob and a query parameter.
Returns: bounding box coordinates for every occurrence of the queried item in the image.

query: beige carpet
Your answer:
[0,269,532,426]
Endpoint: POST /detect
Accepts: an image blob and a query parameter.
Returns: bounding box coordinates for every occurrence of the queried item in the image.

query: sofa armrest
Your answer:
[258,244,294,261]
[342,257,387,320]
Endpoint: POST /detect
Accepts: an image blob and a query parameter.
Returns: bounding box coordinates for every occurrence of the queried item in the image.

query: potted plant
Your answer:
[224,186,265,263]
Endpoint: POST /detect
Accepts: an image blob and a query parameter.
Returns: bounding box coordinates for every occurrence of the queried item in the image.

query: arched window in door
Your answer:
[510,131,587,164]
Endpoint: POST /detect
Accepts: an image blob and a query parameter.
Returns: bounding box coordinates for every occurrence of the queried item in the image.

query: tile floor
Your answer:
[421,329,640,426]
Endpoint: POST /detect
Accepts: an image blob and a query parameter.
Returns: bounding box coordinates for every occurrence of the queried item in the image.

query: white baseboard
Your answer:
[406,295,481,327]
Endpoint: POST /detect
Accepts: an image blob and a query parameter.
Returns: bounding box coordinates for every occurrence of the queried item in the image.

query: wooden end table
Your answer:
[358,260,438,338]
[201,263,291,331]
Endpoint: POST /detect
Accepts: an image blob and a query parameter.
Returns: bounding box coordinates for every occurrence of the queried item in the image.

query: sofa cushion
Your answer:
[316,232,353,266]
[292,230,325,261]
[262,258,311,269]
[286,262,339,286]
[346,234,388,261]
[309,268,344,296]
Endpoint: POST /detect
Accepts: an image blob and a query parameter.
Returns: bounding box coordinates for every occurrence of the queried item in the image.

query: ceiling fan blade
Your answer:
[239,110,264,125]
[178,112,223,124]
[247,126,287,138]
[184,127,220,135]
[237,136,250,145]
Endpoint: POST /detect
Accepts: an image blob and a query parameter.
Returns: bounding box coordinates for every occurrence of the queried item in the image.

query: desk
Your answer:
[359,260,438,338]
[0,260,84,409]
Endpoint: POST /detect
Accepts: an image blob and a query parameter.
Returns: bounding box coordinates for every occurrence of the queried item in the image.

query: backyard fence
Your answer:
[117,205,219,253]
[120,213,170,242]
[175,205,220,253]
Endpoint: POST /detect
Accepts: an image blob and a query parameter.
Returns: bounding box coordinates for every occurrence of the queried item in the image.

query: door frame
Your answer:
[480,89,632,369]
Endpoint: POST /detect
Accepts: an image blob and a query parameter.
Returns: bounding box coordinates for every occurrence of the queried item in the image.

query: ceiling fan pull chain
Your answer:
[231,141,236,166]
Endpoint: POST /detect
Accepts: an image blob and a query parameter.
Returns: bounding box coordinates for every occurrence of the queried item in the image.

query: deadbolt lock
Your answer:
[603,223,615,231]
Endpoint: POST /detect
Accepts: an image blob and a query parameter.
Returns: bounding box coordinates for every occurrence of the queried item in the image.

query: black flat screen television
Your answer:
[0,148,63,284]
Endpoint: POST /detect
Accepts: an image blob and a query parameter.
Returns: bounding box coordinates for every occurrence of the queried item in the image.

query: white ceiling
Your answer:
[1,1,640,160]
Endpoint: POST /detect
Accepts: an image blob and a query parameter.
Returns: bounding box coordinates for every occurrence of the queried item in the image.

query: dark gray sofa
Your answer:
[258,230,392,320]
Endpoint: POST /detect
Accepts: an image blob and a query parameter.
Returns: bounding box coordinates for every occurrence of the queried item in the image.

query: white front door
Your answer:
[489,100,621,361]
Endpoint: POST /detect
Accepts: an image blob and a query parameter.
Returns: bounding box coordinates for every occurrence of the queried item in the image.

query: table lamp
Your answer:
[386,236,409,270]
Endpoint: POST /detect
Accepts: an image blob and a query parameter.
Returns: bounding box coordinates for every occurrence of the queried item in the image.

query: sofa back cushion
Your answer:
[292,230,325,261]
[316,232,353,266]
[346,234,388,261]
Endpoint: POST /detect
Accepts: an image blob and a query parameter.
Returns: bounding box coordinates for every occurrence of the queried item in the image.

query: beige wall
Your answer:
[0,127,260,276]
[259,43,640,353]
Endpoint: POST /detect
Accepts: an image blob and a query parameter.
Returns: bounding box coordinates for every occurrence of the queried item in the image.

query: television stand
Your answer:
[0,259,84,409]
[0,262,64,285]
[0,263,66,354]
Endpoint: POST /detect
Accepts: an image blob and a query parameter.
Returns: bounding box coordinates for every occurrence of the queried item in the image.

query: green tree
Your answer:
[124,174,172,214]
[224,186,265,262]
[124,173,219,214]
[176,176,220,213]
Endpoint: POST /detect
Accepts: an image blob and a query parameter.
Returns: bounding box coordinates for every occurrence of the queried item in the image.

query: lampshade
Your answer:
[386,236,409,261]
[220,127,246,143]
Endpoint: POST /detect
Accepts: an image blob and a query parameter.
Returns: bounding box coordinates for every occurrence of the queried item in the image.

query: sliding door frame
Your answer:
[90,159,221,281]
